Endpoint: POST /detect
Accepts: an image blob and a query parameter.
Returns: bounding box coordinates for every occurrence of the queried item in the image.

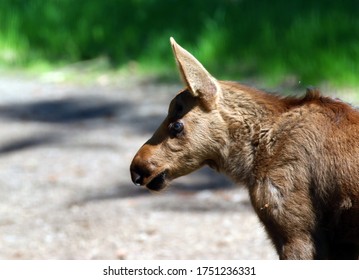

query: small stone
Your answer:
[116,249,127,260]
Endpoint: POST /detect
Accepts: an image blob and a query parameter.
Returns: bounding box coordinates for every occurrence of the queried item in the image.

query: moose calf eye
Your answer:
[169,121,184,136]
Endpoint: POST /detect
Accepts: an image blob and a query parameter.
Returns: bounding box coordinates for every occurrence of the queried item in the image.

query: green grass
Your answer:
[1,0,359,87]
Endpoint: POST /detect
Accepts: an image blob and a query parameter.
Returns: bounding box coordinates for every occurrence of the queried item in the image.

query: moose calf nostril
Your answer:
[130,169,143,186]
[130,159,153,186]
[134,178,142,186]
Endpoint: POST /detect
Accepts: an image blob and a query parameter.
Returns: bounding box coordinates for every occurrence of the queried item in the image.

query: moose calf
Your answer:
[130,38,359,259]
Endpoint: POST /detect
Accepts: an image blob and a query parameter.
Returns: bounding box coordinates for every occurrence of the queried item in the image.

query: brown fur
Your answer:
[130,38,359,259]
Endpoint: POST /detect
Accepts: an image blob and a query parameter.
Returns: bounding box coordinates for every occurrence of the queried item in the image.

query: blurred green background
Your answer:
[1,0,359,86]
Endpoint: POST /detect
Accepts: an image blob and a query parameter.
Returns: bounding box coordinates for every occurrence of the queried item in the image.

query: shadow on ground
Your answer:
[0,133,61,154]
[0,97,120,123]
[0,94,166,154]
[0,95,165,130]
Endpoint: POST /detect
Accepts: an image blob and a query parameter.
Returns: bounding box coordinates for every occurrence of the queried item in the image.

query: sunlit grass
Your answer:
[0,0,359,91]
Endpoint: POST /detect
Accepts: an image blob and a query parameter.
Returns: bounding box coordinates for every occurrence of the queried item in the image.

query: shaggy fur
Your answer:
[130,38,359,259]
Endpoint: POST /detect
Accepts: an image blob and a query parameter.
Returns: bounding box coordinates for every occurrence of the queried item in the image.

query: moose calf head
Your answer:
[130,38,228,191]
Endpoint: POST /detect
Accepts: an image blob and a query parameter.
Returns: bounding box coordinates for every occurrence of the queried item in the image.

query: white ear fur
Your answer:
[170,37,220,110]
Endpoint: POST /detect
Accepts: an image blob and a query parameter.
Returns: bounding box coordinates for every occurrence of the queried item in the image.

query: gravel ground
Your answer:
[0,72,279,259]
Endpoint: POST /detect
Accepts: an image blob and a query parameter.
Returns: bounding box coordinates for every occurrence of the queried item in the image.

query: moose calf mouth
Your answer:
[146,171,168,191]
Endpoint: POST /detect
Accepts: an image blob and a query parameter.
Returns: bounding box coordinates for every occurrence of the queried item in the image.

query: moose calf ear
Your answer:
[170,37,220,110]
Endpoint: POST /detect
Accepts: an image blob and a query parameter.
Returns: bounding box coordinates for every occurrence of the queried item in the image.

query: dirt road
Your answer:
[0,72,279,259]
